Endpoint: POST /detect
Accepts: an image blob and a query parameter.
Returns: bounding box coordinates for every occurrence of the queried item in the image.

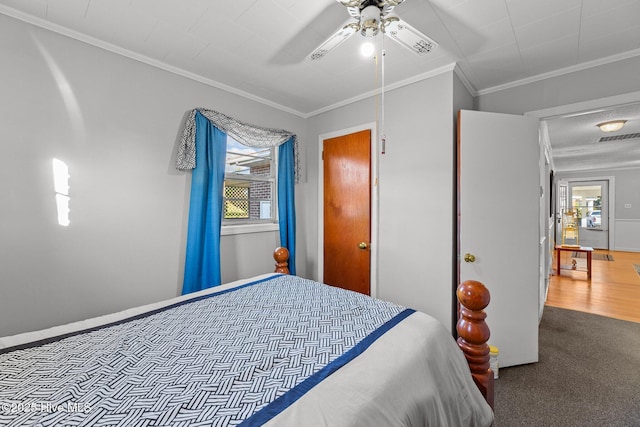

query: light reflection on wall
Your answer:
[33,36,86,141]
[52,158,70,226]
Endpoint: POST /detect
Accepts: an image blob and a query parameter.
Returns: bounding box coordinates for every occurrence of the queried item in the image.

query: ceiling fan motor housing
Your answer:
[360,5,381,36]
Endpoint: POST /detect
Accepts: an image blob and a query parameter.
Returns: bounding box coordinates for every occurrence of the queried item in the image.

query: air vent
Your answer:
[599,133,640,142]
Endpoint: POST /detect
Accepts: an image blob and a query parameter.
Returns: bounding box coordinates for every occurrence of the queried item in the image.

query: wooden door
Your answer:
[458,110,539,368]
[323,130,371,294]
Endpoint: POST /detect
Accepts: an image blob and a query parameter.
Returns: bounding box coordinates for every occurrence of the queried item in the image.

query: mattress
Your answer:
[0,274,493,426]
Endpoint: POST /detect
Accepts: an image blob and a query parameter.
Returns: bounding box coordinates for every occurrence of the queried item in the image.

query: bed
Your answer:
[0,248,494,426]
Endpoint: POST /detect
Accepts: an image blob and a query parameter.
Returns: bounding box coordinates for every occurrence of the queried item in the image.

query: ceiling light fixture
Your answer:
[597,120,627,132]
[360,41,375,57]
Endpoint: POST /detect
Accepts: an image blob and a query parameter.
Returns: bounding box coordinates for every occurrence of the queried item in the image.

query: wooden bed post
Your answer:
[456,280,494,409]
[273,247,290,274]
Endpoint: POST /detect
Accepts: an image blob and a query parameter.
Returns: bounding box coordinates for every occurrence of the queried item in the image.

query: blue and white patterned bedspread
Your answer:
[0,275,409,426]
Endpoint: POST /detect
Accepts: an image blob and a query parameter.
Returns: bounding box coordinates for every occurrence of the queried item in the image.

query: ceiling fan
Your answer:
[309,0,438,61]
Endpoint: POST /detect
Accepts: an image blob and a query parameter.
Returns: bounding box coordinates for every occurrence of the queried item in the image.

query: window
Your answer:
[223,137,276,227]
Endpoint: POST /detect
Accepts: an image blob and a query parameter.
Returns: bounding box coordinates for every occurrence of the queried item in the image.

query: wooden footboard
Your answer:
[272,247,494,409]
[456,280,494,409]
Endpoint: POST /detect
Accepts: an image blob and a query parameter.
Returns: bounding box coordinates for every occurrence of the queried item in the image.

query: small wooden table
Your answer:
[555,245,593,279]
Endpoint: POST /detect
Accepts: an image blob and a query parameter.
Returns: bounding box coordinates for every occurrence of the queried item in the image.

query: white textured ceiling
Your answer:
[2,0,640,171]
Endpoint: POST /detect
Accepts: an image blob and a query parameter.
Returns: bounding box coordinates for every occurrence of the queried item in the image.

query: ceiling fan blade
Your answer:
[383,17,437,56]
[308,21,358,61]
[334,0,363,18]
[379,0,405,17]
[336,0,361,6]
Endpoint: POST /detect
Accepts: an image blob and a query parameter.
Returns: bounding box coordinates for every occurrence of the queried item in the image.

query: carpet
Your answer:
[494,307,640,426]
[570,252,614,261]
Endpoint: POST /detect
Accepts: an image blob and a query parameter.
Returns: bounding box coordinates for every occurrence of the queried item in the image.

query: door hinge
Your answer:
[322,151,324,160]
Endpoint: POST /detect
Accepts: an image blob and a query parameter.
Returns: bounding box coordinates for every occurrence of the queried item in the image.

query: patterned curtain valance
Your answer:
[176,108,300,183]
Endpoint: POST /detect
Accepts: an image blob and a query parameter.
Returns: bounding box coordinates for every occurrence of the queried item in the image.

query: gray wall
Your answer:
[556,168,640,252]
[307,72,464,329]
[476,55,640,254]
[0,15,308,336]
[557,169,640,220]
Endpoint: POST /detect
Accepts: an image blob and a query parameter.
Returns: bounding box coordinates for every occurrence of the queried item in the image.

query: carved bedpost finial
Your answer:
[456,280,494,409]
[274,247,290,275]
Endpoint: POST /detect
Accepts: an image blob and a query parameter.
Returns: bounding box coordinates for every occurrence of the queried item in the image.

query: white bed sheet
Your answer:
[267,309,493,427]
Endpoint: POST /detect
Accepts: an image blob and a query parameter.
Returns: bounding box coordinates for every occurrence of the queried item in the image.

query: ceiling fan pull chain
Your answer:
[381,36,386,155]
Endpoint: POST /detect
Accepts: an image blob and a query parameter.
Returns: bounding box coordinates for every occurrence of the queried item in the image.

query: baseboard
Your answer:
[613,247,640,253]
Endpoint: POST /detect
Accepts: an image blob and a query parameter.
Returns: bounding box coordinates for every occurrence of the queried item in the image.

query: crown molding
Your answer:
[452,65,477,97]
[0,6,307,118]
[8,4,637,119]
[305,63,458,118]
[476,48,640,97]
[1,5,459,119]
[526,91,640,120]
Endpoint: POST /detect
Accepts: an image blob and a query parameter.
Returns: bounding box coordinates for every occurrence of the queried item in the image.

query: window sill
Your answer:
[221,223,279,236]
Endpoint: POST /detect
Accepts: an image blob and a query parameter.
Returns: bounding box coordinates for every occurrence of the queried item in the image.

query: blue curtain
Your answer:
[182,112,227,294]
[278,137,296,275]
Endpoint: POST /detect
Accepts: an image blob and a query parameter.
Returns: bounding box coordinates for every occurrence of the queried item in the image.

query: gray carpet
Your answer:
[493,307,640,427]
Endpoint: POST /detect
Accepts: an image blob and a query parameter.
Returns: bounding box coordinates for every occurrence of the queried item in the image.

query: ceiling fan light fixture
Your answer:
[360,41,375,57]
[597,120,627,132]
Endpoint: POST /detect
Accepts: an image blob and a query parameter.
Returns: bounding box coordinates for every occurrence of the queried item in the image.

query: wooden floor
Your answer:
[546,249,640,323]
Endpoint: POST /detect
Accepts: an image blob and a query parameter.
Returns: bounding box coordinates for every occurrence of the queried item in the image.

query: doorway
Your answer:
[556,178,613,250]
[318,124,378,296]
[569,181,609,249]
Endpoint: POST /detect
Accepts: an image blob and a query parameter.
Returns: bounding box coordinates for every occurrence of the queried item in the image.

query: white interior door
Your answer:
[458,110,540,368]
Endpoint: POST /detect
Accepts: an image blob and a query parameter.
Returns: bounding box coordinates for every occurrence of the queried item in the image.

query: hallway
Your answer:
[546,249,640,323]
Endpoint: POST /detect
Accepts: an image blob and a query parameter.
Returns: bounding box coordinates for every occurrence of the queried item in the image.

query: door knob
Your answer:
[464,253,476,263]
[358,242,368,250]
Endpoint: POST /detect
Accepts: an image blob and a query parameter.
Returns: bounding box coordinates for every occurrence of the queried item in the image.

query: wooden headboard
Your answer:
[272,246,494,409]
[273,247,290,275]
